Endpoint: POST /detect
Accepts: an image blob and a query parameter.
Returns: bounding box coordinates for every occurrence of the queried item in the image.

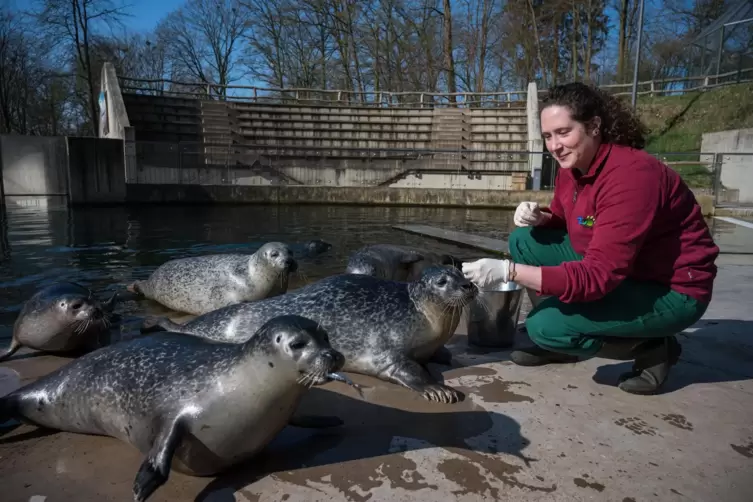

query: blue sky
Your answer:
[120,0,184,33]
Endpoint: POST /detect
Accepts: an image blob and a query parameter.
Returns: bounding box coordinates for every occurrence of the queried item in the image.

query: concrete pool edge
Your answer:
[120,184,718,216]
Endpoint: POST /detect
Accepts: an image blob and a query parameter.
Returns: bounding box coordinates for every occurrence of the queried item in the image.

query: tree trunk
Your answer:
[442,0,457,98]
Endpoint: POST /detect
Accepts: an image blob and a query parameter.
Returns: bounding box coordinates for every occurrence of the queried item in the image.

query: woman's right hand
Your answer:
[514,201,546,227]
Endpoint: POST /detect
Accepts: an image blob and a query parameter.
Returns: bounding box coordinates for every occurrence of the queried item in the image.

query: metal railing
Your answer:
[117,67,753,108]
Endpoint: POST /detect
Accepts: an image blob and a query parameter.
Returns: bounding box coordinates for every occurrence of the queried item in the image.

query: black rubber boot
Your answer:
[596,336,682,395]
[510,345,579,366]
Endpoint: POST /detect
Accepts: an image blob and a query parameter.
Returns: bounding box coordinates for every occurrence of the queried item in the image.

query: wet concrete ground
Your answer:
[1,259,752,502]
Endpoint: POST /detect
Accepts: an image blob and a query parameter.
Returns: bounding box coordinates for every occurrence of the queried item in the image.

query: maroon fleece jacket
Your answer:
[538,142,719,304]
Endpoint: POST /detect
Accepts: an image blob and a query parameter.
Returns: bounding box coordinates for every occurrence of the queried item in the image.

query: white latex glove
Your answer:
[514,201,544,227]
[462,258,511,289]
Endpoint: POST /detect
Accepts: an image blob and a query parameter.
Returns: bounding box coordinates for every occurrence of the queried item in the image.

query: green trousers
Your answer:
[508,226,708,357]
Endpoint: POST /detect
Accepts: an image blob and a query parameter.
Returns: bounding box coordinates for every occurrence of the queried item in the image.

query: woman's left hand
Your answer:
[462,258,513,288]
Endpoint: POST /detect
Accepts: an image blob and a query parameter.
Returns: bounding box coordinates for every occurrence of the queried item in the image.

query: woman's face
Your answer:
[540,104,601,173]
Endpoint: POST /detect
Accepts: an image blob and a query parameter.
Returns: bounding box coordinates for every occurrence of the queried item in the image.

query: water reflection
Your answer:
[0,203,515,341]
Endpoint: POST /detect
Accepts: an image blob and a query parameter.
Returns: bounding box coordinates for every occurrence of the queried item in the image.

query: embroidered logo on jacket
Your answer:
[577,215,596,227]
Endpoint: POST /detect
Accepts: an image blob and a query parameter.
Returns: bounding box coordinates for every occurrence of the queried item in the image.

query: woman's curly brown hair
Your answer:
[541,82,650,150]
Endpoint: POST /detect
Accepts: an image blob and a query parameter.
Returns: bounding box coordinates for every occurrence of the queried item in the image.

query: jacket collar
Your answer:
[564,142,612,183]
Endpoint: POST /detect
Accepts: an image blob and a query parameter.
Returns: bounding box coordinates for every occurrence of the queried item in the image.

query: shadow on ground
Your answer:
[592,319,753,393]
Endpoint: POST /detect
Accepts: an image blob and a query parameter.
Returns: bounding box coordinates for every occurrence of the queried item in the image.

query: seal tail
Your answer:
[140,316,185,334]
[0,338,21,363]
[127,280,146,296]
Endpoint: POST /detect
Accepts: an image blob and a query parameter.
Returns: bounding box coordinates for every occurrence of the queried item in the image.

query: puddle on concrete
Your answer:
[573,476,605,492]
[273,452,437,501]
[436,457,494,497]
[441,365,534,404]
[730,441,753,458]
[463,380,533,404]
[442,366,498,379]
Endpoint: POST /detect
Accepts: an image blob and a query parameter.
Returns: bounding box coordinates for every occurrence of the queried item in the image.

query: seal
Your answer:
[143,266,477,404]
[345,243,461,282]
[127,241,298,316]
[0,282,118,362]
[301,238,332,258]
[0,314,345,501]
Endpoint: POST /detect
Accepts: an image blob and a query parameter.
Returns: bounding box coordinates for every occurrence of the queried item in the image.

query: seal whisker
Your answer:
[296,269,309,284]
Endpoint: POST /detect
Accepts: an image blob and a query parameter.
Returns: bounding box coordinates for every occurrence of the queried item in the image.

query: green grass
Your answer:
[638,82,753,153]
[633,82,753,188]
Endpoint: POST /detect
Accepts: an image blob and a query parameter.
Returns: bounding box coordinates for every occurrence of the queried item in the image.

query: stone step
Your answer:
[432,125,466,132]
[202,119,233,127]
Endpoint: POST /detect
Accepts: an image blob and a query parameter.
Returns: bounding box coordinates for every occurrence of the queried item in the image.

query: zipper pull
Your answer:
[573,190,577,203]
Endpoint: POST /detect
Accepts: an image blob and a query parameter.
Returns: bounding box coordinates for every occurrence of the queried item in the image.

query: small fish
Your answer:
[327,372,368,398]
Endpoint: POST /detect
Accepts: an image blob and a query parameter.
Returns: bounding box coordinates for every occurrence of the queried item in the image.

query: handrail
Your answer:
[118,67,753,104]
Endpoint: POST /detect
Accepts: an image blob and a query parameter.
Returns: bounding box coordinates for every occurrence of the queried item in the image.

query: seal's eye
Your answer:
[270,251,279,258]
[71,302,83,310]
[289,340,307,350]
[436,278,448,287]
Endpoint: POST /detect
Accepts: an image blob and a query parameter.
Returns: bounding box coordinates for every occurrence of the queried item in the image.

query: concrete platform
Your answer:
[1,264,752,501]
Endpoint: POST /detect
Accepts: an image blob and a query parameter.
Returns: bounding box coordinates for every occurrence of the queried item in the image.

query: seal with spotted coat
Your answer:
[0,314,345,501]
[0,282,118,362]
[127,242,298,316]
[346,243,461,282]
[143,267,477,404]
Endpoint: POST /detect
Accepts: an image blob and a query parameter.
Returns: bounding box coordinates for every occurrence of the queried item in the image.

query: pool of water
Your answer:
[0,202,515,342]
[0,201,747,344]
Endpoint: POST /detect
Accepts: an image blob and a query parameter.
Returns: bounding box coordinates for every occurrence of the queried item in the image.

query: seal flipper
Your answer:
[288,415,344,428]
[0,392,20,429]
[0,338,21,362]
[140,316,184,334]
[127,280,145,296]
[133,415,186,502]
[399,252,424,266]
[102,291,120,313]
[386,357,463,404]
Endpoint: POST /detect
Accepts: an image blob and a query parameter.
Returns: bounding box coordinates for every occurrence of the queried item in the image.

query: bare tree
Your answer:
[33,0,128,135]
[158,0,247,97]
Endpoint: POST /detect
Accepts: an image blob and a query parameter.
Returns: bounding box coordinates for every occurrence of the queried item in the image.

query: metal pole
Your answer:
[630,0,645,109]
[716,26,725,78]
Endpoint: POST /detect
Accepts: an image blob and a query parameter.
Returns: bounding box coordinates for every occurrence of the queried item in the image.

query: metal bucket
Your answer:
[466,281,524,348]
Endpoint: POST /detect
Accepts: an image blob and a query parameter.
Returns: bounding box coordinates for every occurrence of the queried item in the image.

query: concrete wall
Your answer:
[701,128,753,204]
[66,138,127,205]
[1,134,129,206]
[0,135,68,207]
[99,62,131,140]
[125,183,716,215]
[526,81,544,189]
[128,146,529,190]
